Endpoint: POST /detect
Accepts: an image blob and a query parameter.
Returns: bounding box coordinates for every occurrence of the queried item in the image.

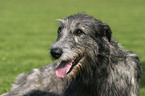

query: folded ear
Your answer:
[102,23,112,42]
[56,19,65,23]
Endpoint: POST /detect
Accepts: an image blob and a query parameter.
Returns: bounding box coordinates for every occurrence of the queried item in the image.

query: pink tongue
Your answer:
[56,61,73,78]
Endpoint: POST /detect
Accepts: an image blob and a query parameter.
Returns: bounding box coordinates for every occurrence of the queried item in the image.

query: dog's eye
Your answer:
[58,27,62,34]
[75,29,83,36]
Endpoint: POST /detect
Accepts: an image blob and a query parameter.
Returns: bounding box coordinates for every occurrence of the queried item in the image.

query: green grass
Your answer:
[0,0,145,95]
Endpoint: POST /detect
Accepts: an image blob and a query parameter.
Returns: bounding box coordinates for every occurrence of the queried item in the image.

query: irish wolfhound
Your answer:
[1,13,142,96]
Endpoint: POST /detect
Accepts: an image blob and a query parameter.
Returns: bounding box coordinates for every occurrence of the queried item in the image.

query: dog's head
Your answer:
[50,13,112,78]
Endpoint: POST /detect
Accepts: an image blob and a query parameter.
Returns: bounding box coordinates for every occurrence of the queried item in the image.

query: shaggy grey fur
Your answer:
[0,13,142,96]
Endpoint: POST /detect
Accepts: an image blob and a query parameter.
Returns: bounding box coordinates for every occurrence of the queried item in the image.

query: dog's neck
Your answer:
[64,54,109,96]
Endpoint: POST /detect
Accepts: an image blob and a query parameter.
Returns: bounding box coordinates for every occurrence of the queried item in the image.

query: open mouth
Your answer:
[55,55,83,78]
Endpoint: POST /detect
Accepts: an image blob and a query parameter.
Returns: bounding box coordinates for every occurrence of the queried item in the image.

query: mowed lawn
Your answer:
[0,0,145,95]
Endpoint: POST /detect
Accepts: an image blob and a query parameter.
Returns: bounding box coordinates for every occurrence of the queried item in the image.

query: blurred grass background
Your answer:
[0,0,145,95]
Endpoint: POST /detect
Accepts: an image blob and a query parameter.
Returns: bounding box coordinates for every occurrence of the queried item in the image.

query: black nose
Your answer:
[50,48,63,59]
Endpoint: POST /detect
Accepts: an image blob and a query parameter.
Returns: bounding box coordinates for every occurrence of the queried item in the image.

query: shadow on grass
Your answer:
[140,61,145,88]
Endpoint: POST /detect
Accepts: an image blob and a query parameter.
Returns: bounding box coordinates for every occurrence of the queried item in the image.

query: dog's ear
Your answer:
[102,23,112,42]
[56,19,65,23]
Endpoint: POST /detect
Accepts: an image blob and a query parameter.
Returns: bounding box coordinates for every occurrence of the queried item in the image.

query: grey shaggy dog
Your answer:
[1,13,142,96]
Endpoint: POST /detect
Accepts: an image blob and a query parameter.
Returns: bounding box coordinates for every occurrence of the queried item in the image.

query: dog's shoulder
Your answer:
[13,63,59,87]
[4,62,71,96]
